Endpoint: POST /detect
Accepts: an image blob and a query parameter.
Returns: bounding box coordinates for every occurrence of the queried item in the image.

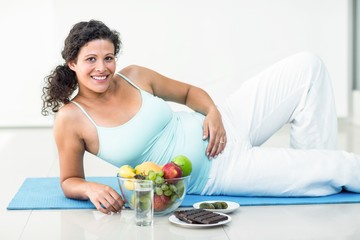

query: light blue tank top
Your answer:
[72,73,212,194]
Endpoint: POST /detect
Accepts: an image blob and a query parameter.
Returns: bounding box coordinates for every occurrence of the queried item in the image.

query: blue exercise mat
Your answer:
[7,177,360,210]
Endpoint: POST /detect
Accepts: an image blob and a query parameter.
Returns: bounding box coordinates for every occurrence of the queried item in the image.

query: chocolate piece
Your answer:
[174,209,228,224]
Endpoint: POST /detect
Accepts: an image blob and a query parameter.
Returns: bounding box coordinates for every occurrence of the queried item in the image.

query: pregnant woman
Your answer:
[42,20,360,214]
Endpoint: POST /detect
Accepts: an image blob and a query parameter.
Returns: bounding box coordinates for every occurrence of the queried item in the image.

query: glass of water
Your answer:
[134,180,154,226]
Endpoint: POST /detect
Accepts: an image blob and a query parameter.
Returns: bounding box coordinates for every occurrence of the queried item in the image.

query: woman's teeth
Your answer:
[92,76,107,80]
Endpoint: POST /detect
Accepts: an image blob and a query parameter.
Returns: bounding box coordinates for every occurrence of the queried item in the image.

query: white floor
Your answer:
[1,119,360,240]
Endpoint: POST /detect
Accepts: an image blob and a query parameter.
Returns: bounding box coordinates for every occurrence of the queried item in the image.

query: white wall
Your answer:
[0,0,55,126]
[0,0,352,127]
[356,0,360,90]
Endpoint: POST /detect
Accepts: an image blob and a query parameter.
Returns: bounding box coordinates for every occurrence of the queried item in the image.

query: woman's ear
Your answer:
[68,61,76,71]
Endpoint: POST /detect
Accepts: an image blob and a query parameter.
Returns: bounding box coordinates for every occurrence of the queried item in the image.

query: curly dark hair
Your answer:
[41,20,122,116]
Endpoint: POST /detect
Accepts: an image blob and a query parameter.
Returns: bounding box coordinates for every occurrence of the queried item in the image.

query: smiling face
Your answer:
[68,39,116,97]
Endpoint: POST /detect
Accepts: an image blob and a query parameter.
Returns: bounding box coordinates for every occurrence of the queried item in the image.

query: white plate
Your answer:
[168,212,231,228]
[193,201,240,214]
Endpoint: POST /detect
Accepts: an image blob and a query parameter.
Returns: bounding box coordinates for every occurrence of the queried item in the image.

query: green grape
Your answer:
[170,194,178,202]
[176,181,185,196]
[169,184,177,193]
[140,194,150,203]
[161,184,169,191]
[155,187,163,195]
[164,190,173,197]
[140,199,151,211]
[155,175,165,184]
[156,171,164,177]
[148,171,156,181]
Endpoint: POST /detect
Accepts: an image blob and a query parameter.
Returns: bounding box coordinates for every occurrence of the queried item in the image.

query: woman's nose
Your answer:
[95,62,106,72]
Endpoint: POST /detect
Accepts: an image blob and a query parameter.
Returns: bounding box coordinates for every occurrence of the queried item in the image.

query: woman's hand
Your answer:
[86,182,125,214]
[203,107,227,159]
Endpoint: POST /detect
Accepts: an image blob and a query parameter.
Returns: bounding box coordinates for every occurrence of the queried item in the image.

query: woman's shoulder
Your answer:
[118,65,152,81]
[119,64,148,74]
[117,65,154,91]
[54,103,84,131]
[57,102,80,117]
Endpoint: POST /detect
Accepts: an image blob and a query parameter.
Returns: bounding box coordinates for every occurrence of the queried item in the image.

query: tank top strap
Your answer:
[116,72,141,90]
[71,101,98,127]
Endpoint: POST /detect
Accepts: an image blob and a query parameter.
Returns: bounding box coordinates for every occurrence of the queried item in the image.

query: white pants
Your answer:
[203,52,360,196]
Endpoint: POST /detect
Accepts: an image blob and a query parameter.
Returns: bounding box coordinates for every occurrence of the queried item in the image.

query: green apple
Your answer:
[171,155,192,177]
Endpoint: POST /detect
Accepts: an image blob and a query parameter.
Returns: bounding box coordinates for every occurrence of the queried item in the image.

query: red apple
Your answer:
[162,162,182,179]
[154,194,170,211]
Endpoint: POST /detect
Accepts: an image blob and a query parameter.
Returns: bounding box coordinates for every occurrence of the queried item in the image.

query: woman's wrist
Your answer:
[61,177,90,200]
[207,105,220,116]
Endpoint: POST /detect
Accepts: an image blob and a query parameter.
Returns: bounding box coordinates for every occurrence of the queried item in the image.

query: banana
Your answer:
[118,165,136,178]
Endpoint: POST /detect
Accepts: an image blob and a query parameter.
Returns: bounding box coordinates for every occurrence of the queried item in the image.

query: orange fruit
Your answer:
[135,162,162,175]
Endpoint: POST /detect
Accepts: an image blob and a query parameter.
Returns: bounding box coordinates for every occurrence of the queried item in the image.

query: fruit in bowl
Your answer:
[118,175,190,216]
[117,156,192,216]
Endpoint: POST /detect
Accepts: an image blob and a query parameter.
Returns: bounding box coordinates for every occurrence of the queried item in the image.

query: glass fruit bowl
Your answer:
[117,174,190,216]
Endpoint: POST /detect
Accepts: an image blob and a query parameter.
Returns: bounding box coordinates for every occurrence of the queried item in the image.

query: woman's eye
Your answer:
[105,56,114,62]
[86,57,96,63]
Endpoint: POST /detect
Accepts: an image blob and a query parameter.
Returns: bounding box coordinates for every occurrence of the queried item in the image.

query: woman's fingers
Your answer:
[94,202,109,214]
[207,133,226,159]
[203,108,227,159]
[108,190,125,212]
[96,196,123,214]
[89,183,125,214]
[215,137,226,156]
